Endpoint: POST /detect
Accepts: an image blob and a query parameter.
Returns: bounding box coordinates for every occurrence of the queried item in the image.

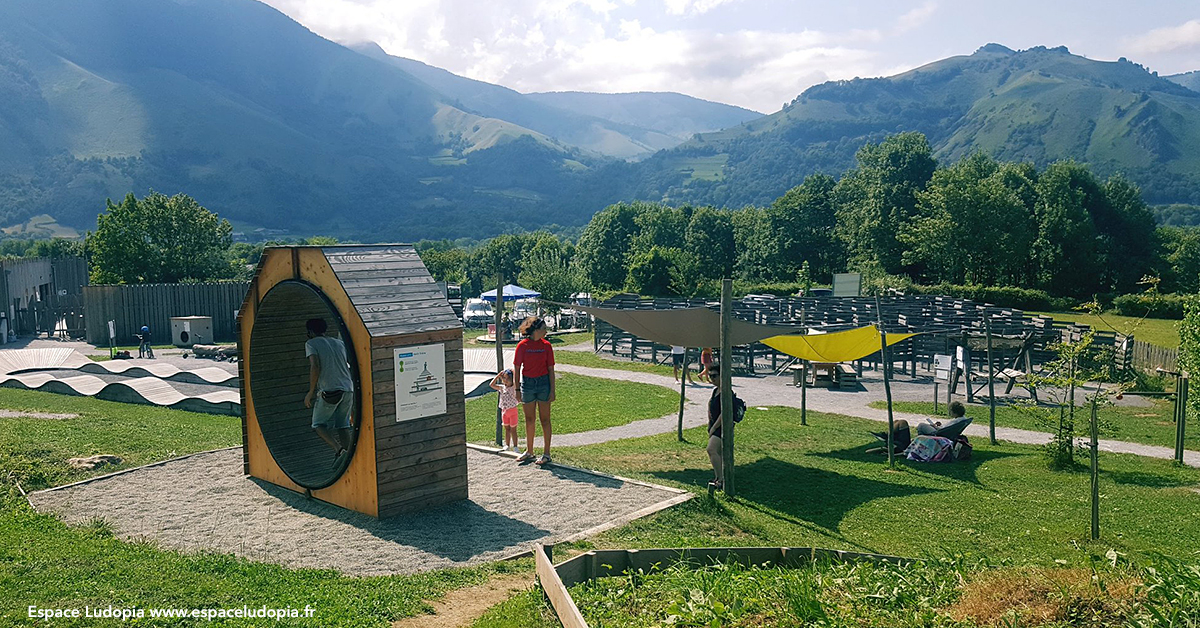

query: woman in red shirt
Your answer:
[514,316,555,465]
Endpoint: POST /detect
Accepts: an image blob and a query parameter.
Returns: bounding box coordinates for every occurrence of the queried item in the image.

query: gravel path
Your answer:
[552,363,1200,468]
[30,447,685,576]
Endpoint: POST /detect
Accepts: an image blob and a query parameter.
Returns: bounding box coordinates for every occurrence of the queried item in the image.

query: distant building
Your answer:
[0,257,88,336]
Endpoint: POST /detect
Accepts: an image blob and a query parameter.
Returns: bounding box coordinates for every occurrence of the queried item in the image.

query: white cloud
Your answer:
[1126,19,1200,54]
[259,0,917,112]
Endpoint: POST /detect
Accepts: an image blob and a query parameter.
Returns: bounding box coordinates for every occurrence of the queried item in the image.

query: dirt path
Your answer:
[392,573,531,628]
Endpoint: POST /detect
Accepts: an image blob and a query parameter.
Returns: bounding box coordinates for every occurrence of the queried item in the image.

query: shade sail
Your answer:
[561,303,796,347]
[480,284,540,302]
[761,326,917,363]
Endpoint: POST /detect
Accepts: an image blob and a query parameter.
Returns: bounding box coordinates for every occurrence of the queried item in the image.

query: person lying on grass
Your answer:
[514,316,555,466]
[303,318,355,467]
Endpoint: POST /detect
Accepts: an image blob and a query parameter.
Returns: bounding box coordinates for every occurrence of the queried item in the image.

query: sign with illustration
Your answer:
[394,343,447,422]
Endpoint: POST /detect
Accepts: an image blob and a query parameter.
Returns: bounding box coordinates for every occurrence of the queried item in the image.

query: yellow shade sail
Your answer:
[762,326,917,363]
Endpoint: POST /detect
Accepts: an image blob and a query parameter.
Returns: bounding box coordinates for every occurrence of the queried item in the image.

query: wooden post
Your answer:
[1090,393,1099,541]
[876,296,894,469]
[799,309,807,427]
[1177,374,1189,464]
[495,273,505,447]
[677,348,687,441]
[720,279,735,496]
[986,318,997,445]
[934,381,939,416]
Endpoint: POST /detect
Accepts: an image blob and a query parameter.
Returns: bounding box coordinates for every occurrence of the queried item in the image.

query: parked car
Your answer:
[462,299,494,328]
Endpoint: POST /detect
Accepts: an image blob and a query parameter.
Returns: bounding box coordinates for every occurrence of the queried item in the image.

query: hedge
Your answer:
[906,283,1076,311]
[1112,293,1188,319]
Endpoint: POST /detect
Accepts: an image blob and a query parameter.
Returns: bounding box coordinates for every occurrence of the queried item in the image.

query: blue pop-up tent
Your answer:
[480,284,540,302]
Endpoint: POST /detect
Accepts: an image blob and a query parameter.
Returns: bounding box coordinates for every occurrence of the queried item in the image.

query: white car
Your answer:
[462,299,494,328]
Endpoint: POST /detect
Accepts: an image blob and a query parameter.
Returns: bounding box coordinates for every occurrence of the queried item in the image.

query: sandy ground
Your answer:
[30,447,684,577]
[0,409,78,419]
[392,573,532,628]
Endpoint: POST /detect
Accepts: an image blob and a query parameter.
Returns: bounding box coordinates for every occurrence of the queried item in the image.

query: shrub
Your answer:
[1111,293,1187,319]
[907,283,1076,311]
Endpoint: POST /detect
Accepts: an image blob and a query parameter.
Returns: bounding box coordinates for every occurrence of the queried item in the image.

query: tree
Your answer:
[1158,227,1200,293]
[900,153,1036,285]
[766,173,841,281]
[684,206,736,281]
[576,202,649,290]
[1032,162,1103,298]
[625,246,676,296]
[88,191,234,284]
[835,132,937,275]
[518,248,581,315]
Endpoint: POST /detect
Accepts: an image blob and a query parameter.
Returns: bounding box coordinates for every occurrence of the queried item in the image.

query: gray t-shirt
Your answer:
[305,336,354,393]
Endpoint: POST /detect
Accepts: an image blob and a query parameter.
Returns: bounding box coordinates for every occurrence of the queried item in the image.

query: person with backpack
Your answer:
[705,364,746,491]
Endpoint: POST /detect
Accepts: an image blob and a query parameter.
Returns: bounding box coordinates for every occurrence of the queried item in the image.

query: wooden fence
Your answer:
[1129,339,1178,373]
[83,282,249,346]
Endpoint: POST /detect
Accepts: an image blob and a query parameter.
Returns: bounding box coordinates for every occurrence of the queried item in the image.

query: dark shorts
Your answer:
[672,353,684,367]
[521,374,551,403]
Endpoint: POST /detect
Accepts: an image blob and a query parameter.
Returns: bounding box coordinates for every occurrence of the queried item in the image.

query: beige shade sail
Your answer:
[560,303,797,347]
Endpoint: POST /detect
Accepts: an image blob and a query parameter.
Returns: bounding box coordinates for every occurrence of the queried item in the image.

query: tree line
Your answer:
[6,131,1200,308]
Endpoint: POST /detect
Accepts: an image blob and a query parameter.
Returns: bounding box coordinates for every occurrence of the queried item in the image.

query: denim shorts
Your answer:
[312,392,352,429]
[521,374,551,402]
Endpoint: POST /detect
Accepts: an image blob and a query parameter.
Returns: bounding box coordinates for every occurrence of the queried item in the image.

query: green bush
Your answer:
[732,281,811,297]
[908,283,1076,311]
[1112,292,1187,319]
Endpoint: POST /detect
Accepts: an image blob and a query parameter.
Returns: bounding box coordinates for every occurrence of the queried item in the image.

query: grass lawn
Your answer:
[872,399,1200,452]
[1029,310,1179,348]
[0,389,530,627]
[475,404,1200,627]
[546,406,1200,564]
[464,372,678,443]
[554,350,680,378]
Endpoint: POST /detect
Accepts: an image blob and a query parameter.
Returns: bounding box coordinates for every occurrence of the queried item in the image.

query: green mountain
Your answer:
[524,91,761,143]
[352,43,759,159]
[0,0,595,239]
[1167,71,1200,93]
[601,44,1200,208]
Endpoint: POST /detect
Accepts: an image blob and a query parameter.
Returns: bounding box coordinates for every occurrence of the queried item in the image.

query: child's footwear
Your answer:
[535,454,551,465]
[516,451,535,462]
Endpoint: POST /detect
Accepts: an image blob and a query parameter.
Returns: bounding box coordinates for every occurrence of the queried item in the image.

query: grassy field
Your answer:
[554,350,680,378]
[0,389,529,627]
[464,372,678,443]
[872,399,1200,452]
[1029,310,1179,348]
[479,552,1200,628]
[475,404,1200,627]
[544,406,1200,563]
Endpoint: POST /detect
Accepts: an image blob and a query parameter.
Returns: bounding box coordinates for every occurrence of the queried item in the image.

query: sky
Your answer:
[261,0,1200,113]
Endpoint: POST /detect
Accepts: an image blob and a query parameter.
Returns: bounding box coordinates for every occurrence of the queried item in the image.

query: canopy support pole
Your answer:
[720,279,735,496]
[876,297,895,469]
[494,271,504,447]
[677,348,687,441]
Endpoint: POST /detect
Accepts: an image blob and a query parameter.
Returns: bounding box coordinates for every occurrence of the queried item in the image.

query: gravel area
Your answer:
[30,447,685,576]
[0,409,78,419]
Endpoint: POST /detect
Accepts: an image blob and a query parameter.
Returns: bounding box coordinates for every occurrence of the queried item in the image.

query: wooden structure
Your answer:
[85,282,248,345]
[238,245,465,518]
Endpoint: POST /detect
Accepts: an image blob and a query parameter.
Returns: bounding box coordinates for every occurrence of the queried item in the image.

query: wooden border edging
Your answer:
[536,544,589,628]
[25,446,244,498]
[536,545,915,627]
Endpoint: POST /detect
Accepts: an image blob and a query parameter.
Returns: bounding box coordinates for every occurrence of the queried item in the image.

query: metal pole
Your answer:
[494,273,505,447]
[986,318,997,445]
[1090,393,1099,541]
[1177,375,1188,464]
[876,296,894,469]
[677,348,687,441]
[934,381,939,416]
[720,279,735,496]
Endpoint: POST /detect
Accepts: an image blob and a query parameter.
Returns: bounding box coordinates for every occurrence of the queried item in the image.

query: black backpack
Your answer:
[732,393,747,423]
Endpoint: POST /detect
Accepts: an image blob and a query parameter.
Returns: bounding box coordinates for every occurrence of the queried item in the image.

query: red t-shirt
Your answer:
[515,338,555,378]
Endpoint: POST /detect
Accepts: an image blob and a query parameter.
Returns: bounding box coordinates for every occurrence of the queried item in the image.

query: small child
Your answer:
[491,369,521,452]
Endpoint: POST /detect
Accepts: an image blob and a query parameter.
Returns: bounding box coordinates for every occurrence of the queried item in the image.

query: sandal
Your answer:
[516,451,535,462]
[535,454,552,465]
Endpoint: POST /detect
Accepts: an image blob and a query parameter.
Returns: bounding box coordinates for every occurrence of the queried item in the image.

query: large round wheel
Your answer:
[249,280,360,489]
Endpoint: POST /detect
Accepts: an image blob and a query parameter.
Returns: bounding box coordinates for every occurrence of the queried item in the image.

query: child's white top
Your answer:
[498,382,519,410]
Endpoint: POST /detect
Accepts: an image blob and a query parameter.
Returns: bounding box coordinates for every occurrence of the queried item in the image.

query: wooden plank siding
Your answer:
[84,282,249,345]
[241,244,466,518]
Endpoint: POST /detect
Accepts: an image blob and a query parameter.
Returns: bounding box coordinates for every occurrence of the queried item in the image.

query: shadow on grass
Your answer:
[813,443,1023,488]
[1104,469,1198,489]
[650,456,941,532]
